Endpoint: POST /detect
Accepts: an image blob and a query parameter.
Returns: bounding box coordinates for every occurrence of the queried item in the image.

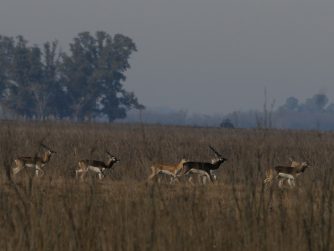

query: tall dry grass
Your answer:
[0,121,333,250]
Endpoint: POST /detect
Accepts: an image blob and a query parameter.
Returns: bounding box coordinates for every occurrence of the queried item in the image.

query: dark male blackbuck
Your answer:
[264,160,311,188]
[179,146,227,183]
[12,143,57,177]
[76,151,120,180]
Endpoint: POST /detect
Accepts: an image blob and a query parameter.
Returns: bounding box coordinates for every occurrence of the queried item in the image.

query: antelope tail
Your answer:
[147,165,158,181]
[263,168,274,185]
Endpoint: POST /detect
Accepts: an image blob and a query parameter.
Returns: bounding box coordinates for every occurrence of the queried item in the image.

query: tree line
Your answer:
[0,31,144,121]
[222,93,334,130]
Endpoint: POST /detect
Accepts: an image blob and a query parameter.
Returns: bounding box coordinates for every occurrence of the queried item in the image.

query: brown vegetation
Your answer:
[0,121,333,250]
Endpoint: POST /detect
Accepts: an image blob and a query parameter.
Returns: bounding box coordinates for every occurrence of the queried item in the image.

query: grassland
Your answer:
[0,121,333,251]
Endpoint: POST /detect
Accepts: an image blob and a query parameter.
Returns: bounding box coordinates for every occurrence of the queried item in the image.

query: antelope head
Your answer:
[209,145,227,163]
[301,161,312,170]
[106,151,120,163]
[41,143,57,155]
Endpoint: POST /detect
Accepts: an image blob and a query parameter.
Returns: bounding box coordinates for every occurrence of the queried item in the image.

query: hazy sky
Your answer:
[1,0,334,114]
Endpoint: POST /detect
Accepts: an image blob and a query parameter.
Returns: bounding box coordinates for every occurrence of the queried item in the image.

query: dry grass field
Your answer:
[0,121,333,251]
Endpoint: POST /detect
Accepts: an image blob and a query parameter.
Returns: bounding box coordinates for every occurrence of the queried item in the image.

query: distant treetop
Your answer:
[0,31,144,121]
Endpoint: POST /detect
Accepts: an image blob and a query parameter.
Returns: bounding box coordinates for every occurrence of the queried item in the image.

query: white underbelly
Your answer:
[278,173,294,179]
[88,166,103,173]
[159,170,176,176]
[25,164,36,168]
[188,169,209,176]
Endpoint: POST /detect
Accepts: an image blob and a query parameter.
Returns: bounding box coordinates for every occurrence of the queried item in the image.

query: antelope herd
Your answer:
[10,143,312,189]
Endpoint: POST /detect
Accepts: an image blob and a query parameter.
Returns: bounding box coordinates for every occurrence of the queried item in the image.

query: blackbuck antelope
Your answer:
[12,144,57,177]
[147,158,188,183]
[264,160,311,188]
[180,146,227,183]
[76,151,120,180]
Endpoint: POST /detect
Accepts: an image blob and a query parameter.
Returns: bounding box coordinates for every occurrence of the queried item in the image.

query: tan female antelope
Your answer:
[76,151,120,180]
[12,144,56,177]
[264,160,311,188]
[147,158,188,183]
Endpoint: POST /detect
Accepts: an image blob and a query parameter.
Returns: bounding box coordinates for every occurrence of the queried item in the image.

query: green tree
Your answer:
[2,36,36,117]
[0,32,143,121]
[0,36,62,119]
[60,32,99,120]
[0,36,15,111]
[302,94,329,112]
[41,41,66,118]
[95,32,144,121]
[278,97,299,112]
[60,31,143,121]
[220,118,235,129]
